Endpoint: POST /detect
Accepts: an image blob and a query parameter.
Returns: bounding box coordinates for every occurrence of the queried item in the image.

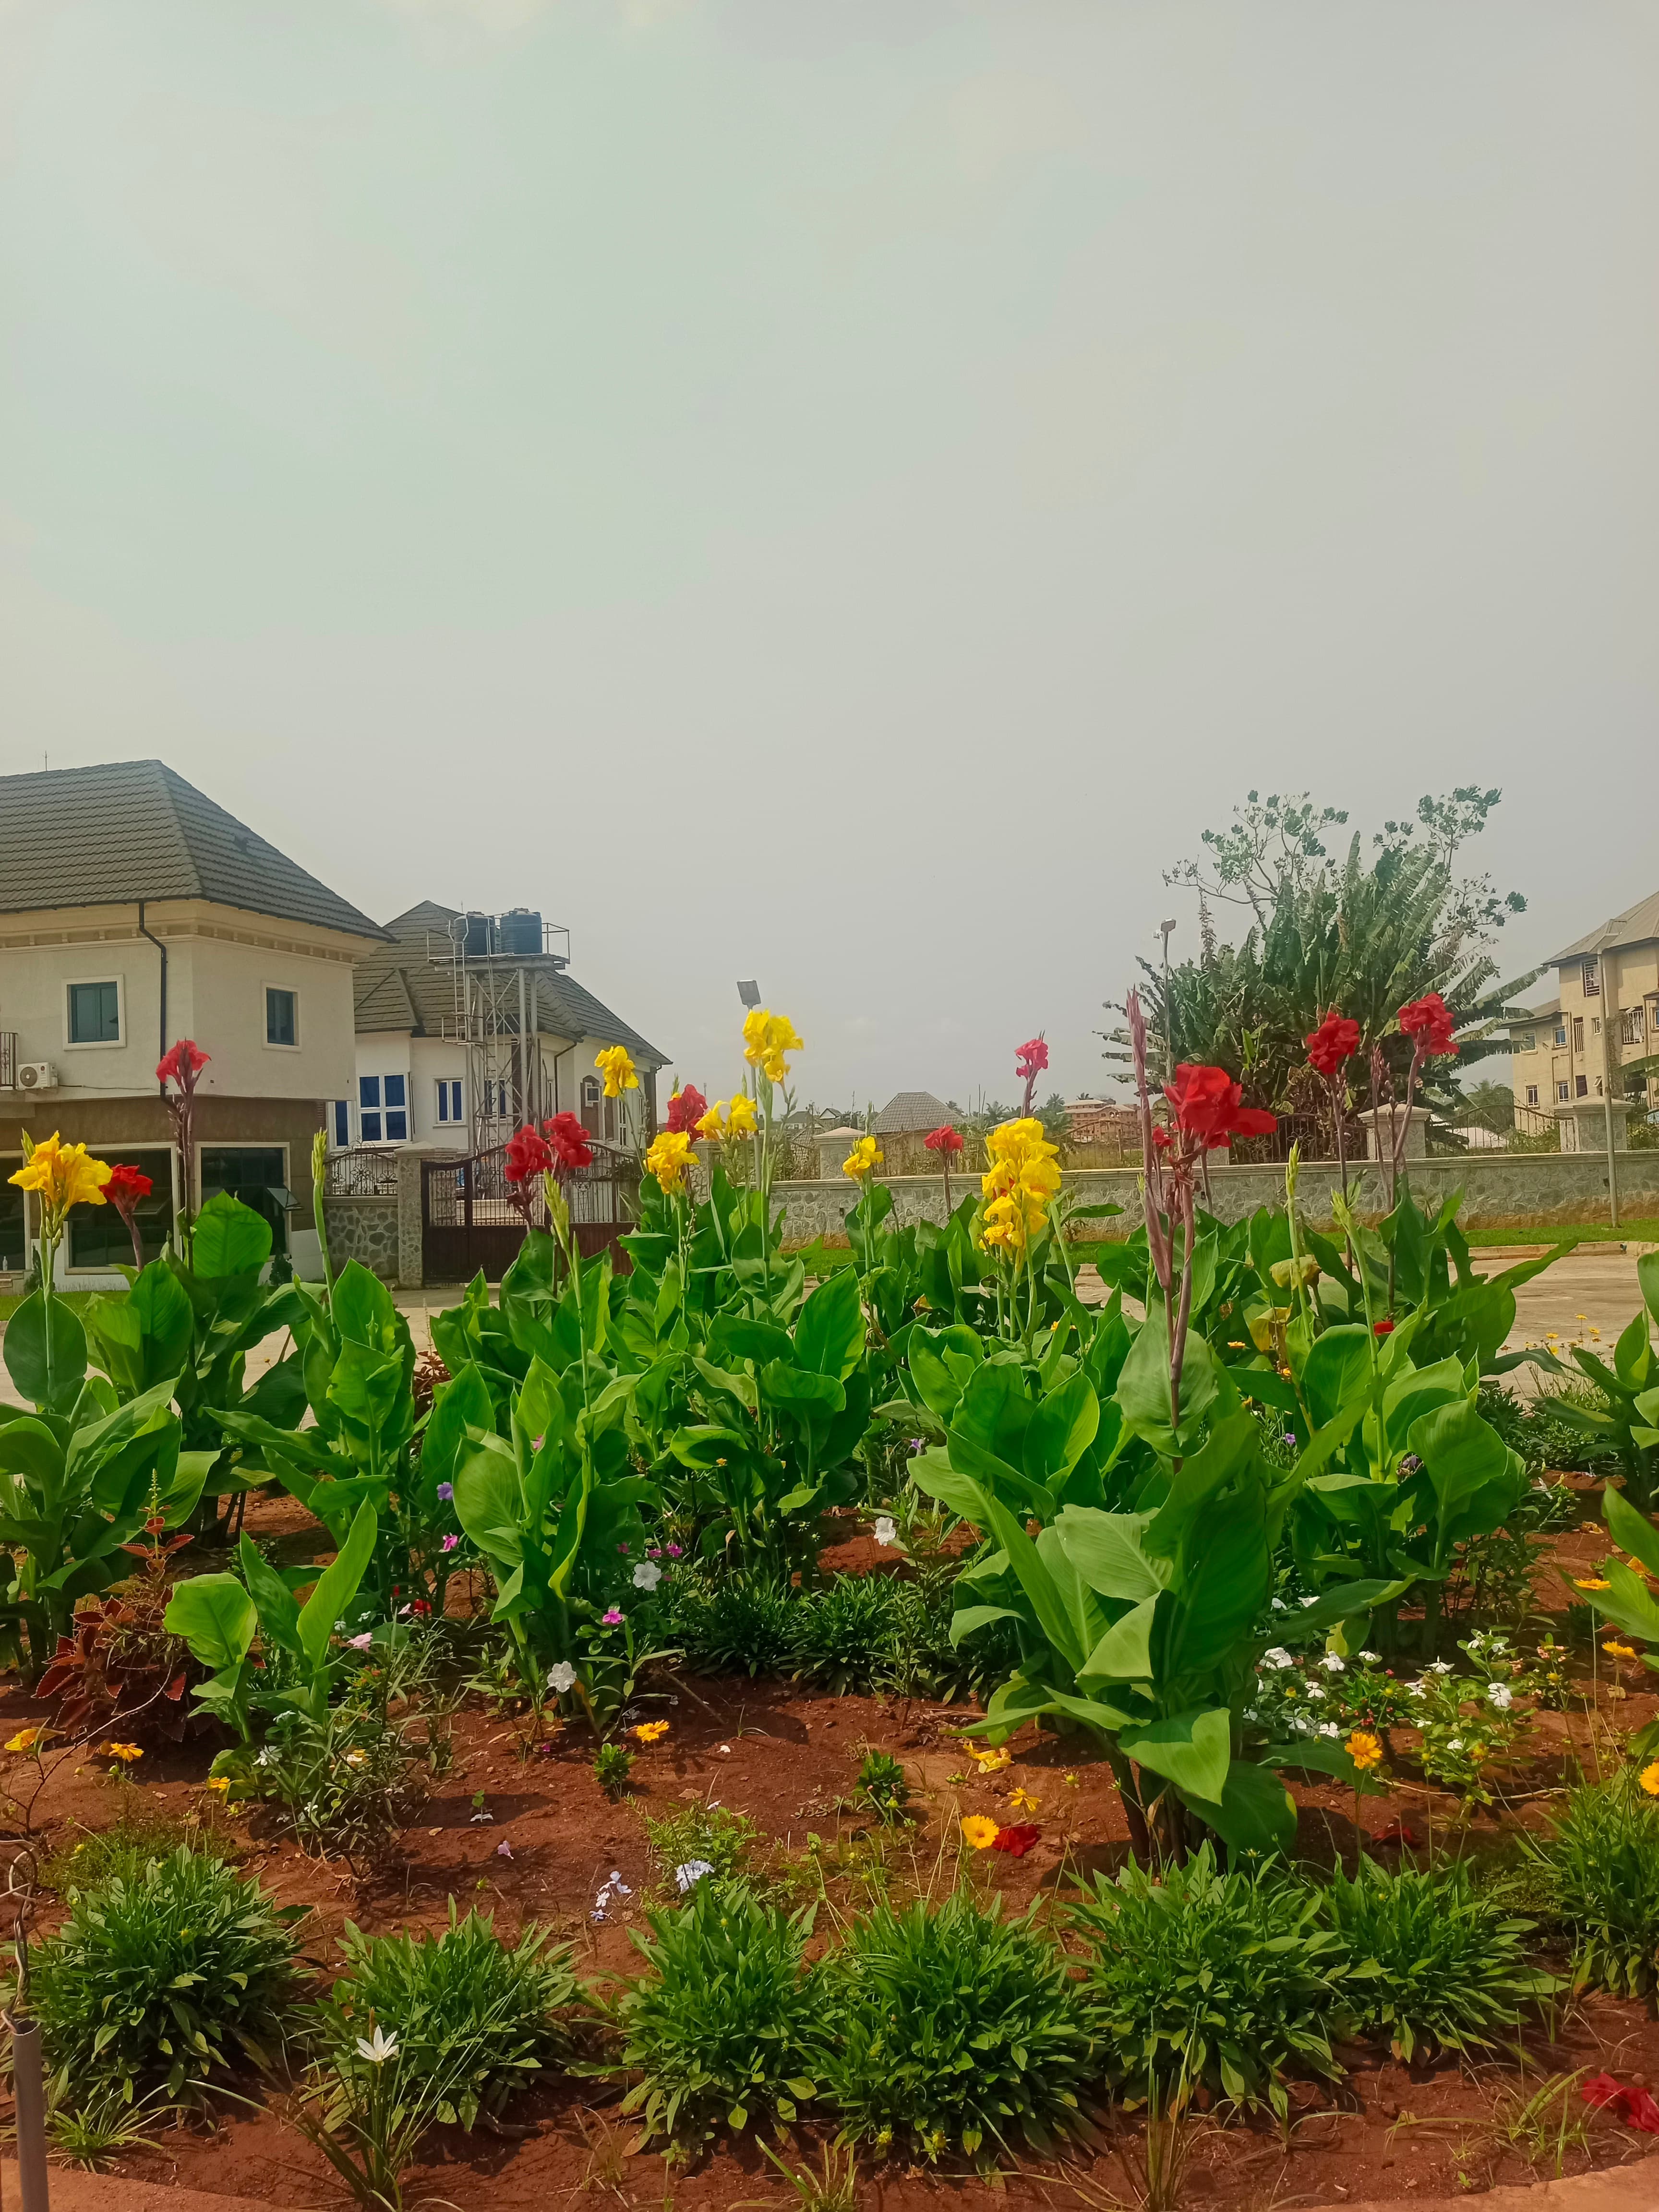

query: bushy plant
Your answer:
[610,1880,826,2148]
[1522,1774,1659,2000]
[853,1749,910,1826]
[789,1575,899,1693]
[247,1705,427,1871]
[594,1741,634,1798]
[27,1846,301,2106]
[662,1571,797,1678]
[1324,1857,1558,2060]
[824,1890,1095,2166]
[1069,1848,1351,2117]
[641,1803,757,1889]
[315,1903,577,2129]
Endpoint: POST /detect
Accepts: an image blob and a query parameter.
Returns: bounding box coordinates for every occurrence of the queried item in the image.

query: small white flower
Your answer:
[547,1661,577,1695]
[1300,1596,1320,1608]
[255,1747,277,1768]
[1320,1654,1346,1674]
[632,1561,663,1592]
[1358,1650,1381,1664]
[873,1515,898,1547]
[1318,1722,1341,1738]
[1407,1680,1429,1697]
[675,1859,715,1893]
[1261,1647,1294,1670]
[1271,1598,1287,1612]
[356,2027,399,2066]
[1486,1682,1514,1710]
[1446,1736,1464,1752]
[1305,1683,1326,1701]
[1427,1661,1453,1675]
[344,1749,367,1768]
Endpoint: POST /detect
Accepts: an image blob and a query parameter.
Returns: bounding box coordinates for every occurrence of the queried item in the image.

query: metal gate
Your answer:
[420,1141,639,1285]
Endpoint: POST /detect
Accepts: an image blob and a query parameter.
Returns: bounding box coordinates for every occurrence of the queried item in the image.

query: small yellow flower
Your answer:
[98,1742,144,1764]
[842,1135,883,1182]
[1603,1641,1638,1661]
[9,1132,111,1227]
[1575,1576,1612,1591]
[644,1130,695,1194]
[595,1045,638,1099]
[960,1815,1000,1850]
[1346,1730,1384,1772]
[968,1745,1011,1773]
[1008,1785,1041,1813]
[1639,1762,1659,1798]
[1062,1772,1079,1788]
[1467,1742,1489,1764]
[205,1776,232,1793]
[724,1092,757,1137]
[4,1728,47,1755]
[633,1720,670,1744]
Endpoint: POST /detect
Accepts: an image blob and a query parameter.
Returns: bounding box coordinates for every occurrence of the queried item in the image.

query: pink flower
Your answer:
[347,1632,373,1651]
[496,1839,514,1861]
[441,1533,459,1553]
[602,1607,624,1626]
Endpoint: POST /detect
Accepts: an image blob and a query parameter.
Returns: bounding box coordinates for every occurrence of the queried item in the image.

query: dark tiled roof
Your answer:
[874,1089,953,1134]
[1551,889,1659,963]
[0,759,386,939]
[355,902,666,1065]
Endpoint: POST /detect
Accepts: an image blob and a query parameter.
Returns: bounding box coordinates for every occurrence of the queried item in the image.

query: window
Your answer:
[200,1147,290,1259]
[1526,1084,1539,1106]
[1573,1016,1585,1054]
[1592,1016,1602,1037]
[331,1100,350,1147]
[1514,1030,1535,1054]
[266,987,298,1048]
[358,1074,407,1143]
[1576,1074,1589,1098]
[1596,1076,1604,1096]
[1554,1022,1567,1046]
[436,1079,463,1125]
[1557,1081,1571,1102]
[67,980,120,1045]
[69,1148,170,1270]
[1583,958,1601,997]
[1623,1007,1646,1046]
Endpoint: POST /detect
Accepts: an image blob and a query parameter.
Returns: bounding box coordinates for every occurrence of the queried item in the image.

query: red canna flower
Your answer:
[1583,2072,1659,2133]
[542,1112,594,1171]
[504,1126,553,1183]
[1015,1037,1049,1082]
[665,1085,708,1137]
[104,1163,153,1218]
[989,1822,1042,1858]
[1371,1816,1419,1847]
[1373,1318,1395,1337]
[924,1125,964,1156]
[156,1039,209,1088]
[1397,993,1457,1057]
[1165,1064,1276,1149]
[1305,1010,1360,1079]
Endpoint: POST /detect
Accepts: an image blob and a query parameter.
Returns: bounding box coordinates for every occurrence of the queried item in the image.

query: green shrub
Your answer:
[663,1571,796,1678]
[594,1742,634,1798]
[315,1903,577,2129]
[611,1881,826,2147]
[1522,1774,1659,2000]
[1324,1857,1558,2060]
[853,1749,910,1826]
[249,1706,428,1871]
[641,1802,757,1889]
[1069,1847,1350,2117]
[28,1846,301,2106]
[824,1890,1095,2166]
[789,1575,902,1693]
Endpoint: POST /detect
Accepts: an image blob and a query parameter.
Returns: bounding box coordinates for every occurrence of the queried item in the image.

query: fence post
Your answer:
[6,2012,49,2208]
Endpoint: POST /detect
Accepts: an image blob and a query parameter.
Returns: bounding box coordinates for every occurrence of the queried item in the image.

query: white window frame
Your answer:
[1525,1084,1539,1106]
[435,1078,464,1126]
[263,981,301,1052]
[63,973,125,1052]
[358,1072,409,1145]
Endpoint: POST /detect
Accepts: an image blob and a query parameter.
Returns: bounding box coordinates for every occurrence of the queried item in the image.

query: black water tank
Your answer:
[462,911,498,957]
[500,908,542,957]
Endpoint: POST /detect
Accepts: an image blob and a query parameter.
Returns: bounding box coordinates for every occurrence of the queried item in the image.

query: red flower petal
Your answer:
[989,1822,1041,1858]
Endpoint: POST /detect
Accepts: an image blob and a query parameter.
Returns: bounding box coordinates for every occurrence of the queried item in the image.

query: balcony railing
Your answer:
[0,1033,15,1090]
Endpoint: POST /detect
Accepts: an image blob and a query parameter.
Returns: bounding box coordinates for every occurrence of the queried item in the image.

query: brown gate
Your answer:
[421,1142,639,1285]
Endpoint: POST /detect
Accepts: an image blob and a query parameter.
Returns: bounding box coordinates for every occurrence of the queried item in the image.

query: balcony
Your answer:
[0,1033,15,1089]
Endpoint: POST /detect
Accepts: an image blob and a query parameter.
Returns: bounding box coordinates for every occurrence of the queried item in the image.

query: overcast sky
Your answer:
[2,1,1655,1109]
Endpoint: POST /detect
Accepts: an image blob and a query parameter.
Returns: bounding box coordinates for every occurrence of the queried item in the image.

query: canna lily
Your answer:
[664,1083,708,1136]
[1305,1010,1361,1078]
[924,1125,964,1156]
[10,1132,112,1227]
[504,1125,553,1185]
[960,1815,1000,1850]
[842,1134,883,1182]
[595,1044,638,1099]
[990,1822,1041,1858]
[724,1092,757,1136]
[156,1039,209,1087]
[645,1129,695,1193]
[1398,992,1457,1056]
[4,1728,48,1755]
[1164,1065,1276,1151]
[742,1008,804,1085]
[695,1102,724,1141]
[542,1112,593,1171]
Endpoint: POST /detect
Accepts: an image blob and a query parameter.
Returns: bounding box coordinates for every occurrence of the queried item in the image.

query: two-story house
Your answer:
[349,901,665,1155]
[1508,888,1659,1128]
[0,759,386,1287]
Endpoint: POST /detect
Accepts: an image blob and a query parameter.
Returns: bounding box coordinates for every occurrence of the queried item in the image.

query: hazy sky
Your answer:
[3,1,1656,1110]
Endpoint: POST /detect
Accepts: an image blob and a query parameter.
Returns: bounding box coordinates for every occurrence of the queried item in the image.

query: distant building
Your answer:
[1509,889,1659,1127]
[870,1090,954,1176]
[1066,1095,1140,1143]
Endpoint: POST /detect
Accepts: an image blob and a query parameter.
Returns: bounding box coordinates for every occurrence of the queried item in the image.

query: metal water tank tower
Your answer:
[500,908,542,957]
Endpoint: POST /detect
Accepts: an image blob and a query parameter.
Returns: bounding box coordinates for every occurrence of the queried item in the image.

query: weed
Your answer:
[594,1742,634,1799]
[640,1802,756,1888]
[852,1749,910,1827]
[736,2139,862,2211]
[44,2079,160,2169]
[1522,1774,1659,2000]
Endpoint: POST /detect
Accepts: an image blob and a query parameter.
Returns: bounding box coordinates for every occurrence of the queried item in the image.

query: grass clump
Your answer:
[1069,1846,1349,2118]
[1324,1857,1559,2061]
[611,1879,826,2149]
[641,1802,757,1889]
[1522,1773,1659,2001]
[315,1903,577,2129]
[27,1845,301,2108]
[852,1748,910,1826]
[824,1889,1096,2167]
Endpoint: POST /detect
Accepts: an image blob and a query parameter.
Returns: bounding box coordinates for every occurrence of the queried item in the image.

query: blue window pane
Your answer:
[385,1110,408,1142]
[333,1100,350,1146]
[359,1076,380,1108]
[385,1074,407,1108]
[361,1111,382,1141]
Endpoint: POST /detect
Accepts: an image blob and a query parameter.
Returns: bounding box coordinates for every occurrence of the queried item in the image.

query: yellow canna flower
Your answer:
[644,1130,695,1194]
[1603,1641,1638,1661]
[968,1744,1011,1773]
[9,1131,112,1229]
[595,1045,638,1099]
[5,1728,48,1755]
[696,1102,725,1141]
[1640,1761,1659,1798]
[960,1815,1000,1850]
[842,1134,883,1182]
[1345,1730,1383,1772]
[742,1009,803,1085]
[724,1092,757,1137]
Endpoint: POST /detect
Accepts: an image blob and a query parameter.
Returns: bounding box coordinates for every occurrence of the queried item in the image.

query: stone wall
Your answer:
[772,1148,1659,1244]
[324,1194,400,1281]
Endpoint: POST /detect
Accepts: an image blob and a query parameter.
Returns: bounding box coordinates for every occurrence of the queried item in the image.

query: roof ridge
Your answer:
[149,761,207,898]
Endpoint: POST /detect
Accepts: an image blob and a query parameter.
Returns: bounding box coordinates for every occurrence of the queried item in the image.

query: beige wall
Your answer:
[1512,940,1659,1118]
[0,899,364,1105]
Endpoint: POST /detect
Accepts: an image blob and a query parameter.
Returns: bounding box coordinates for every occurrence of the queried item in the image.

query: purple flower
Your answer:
[617,1542,630,1555]
[496,1839,514,1860]
[666,1543,683,1559]
[441,1533,460,1553]
[436,1482,454,1503]
[602,1607,625,1627]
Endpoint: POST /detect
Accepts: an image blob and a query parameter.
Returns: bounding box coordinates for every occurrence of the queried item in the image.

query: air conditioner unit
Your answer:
[17,1062,57,1092]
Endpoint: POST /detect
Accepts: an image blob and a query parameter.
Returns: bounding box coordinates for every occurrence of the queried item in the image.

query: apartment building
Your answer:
[1508,889,1659,1120]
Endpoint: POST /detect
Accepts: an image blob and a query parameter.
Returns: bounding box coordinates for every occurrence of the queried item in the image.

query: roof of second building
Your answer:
[354,902,666,1064]
[1551,887,1659,964]
[873,1090,953,1134]
[0,759,387,939]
